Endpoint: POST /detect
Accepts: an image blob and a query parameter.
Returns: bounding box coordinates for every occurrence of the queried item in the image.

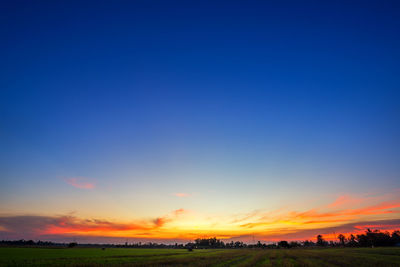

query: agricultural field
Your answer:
[0,247,400,266]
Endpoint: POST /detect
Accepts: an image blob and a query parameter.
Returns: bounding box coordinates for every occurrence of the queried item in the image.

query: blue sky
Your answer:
[0,0,399,242]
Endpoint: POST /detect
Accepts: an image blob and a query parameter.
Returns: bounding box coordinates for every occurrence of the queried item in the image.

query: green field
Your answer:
[1,247,400,266]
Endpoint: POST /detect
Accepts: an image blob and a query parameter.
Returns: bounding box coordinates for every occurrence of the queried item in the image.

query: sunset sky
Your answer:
[1,1,400,244]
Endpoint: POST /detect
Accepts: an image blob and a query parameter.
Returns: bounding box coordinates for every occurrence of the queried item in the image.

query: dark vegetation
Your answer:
[1,247,400,266]
[188,229,400,249]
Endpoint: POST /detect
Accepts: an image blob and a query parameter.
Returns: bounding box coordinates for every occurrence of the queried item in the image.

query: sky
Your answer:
[1,0,400,244]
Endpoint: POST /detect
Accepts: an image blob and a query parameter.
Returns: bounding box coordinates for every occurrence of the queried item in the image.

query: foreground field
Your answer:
[0,247,400,266]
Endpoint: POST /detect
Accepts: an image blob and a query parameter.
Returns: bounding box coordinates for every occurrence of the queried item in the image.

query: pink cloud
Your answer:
[173,193,190,198]
[65,177,96,189]
[173,208,187,216]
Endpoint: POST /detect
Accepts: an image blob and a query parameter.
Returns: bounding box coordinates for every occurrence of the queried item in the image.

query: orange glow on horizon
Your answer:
[1,192,399,243]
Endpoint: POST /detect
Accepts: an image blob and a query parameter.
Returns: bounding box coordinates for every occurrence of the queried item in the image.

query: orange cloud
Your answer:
[229,219,400,243]
[153,208,188,228]
[153,217,169,227]
[44,217,153,235]
[237,196,400,230]
[65,177,95,189]
[328,194,364,208]
[339,203,399,217]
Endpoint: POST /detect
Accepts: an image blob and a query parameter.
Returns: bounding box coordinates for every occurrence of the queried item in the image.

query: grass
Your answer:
[0,247,400,266]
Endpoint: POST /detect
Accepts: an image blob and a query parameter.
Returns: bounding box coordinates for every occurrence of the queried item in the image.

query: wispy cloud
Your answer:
[153,209,188,228]
[173,208,187,216]
[328,194,364,208]
[65,177,96,189]
[239,199,400,229]
[173,193,191,198]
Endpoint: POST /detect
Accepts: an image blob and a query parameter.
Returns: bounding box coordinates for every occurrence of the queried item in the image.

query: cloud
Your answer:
[153,209,188,228]
[225,218,400,243]
[173,193,191,198]
[0,215,152,237]
[255,219,400,241]
[153,217,169,227]
[65,177,96,189]
[173,208,187,216]
[328,194,364,208]
[0,208,190,239]
[233,191,400,233]
[0,211,186,240]
[0,215,59,236]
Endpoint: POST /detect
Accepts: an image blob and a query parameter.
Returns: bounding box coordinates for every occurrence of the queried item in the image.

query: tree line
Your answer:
[189,229,400,249]
[188,229,400,249]
[1,229,399,249]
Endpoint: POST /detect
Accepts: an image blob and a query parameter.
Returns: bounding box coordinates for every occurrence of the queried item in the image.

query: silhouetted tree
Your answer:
[356,229,393,247]
[392,230,400,245]
[194,237,225,248]
[347,234,357,247]
[316,235,327,246]
[278,240,290,248]
[337,234,346,246]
